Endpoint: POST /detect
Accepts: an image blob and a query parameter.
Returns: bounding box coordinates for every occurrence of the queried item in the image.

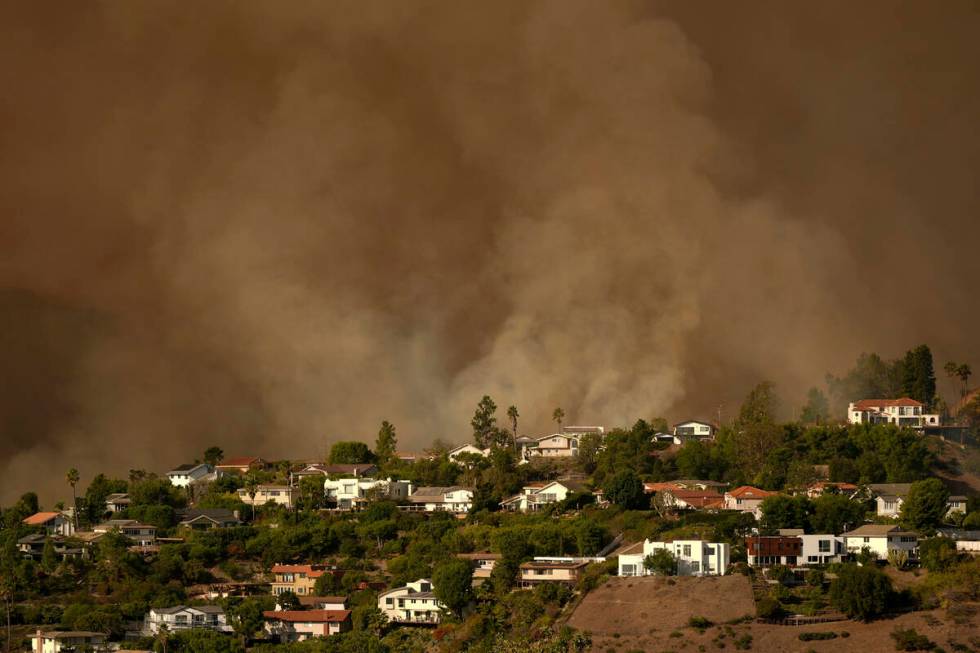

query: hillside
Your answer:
[569,575,980,653]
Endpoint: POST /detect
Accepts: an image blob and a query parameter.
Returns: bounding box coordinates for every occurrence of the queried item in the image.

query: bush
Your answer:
[688,616,713,630]
[755,596,784,620]
[829,564,893,621]
[890,628,936,651]
[733,634,753,650]
[799,632,838,641]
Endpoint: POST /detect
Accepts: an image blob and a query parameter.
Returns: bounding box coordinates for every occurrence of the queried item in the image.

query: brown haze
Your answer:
[2,1,978,504]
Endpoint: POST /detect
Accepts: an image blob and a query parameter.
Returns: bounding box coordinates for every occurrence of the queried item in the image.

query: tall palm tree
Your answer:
[507,405,519,450]
[65,468,80,530]
[244,475,259,522]
[552,407,565,433]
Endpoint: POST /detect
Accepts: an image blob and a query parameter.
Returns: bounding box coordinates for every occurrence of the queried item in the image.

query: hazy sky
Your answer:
[2,1,978,503]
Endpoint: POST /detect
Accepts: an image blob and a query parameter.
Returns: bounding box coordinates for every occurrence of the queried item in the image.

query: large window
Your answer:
[818,540,830,552]
[683,545,692,557]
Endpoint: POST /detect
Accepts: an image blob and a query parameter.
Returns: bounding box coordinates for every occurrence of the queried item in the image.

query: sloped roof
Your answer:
[217,456,265,467]
[867,483,914,498]
[842,524,916,537]
[726,486,775,500]
[168,463,208,473]
[298,595,348,606]
[23,512,63,525]
[271,564,327,573]
[852,398,924,409]
[262,610,351,623]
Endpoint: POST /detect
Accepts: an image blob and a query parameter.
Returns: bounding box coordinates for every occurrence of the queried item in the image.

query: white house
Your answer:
[238,484,297,509]
[378,579,446,624]
[262,610,351,640]
[407,487,473,513]
[22,512,75,537]
[456,553,501,583]
[868,483,913,518]
[143,606,231,635]
[842,524,919,560]
[525,426,604,459]
[104,493,130,513]
[672,420,717,442]
[447,444,490,461]
[323,477,412,510]
[947,495,969,517]
[519,559,590,587]
[618,539,730,577]
[799,533,846,565]
[165,463,213,488]
[499,480,588,512]
[723,486,776,518]
[847,398,940,430]
[32,631,106,653]
[93,520,157,546]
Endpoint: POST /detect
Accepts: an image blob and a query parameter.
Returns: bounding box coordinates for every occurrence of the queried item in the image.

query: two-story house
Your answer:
[166,463,213,488]
[32,630,106,653]
[519,559,590,586]
[104,493,130,513]
[93,519,157,546]
[238,485,296,509]
[323,477,412,510]
[672,420,717,443]
[143,606,231,635]
[22,512,75,537]
[746,534,802,566]
[262,610,351,640]
[795,532,846,565]
[842,524,919,560]
[499,480,588,512]
[847,398,940,431]
[456,552,501,584]
[618,539,730,576]
[378,579,446,624]
[523,426,604,459]
[271,564,330,596]
[868,483,913,518]
[723,486,775,518]
[407,487,474,514]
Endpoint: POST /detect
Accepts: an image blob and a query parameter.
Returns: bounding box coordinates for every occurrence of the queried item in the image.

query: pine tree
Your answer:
[471,396,498,448]
[375,420,397,466]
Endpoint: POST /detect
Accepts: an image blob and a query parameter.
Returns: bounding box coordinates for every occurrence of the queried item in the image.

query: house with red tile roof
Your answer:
[262,609,351,640]
[22,512,74,536]
[723,486,776,518]
[847,397,940,431]
[271,564,331,596]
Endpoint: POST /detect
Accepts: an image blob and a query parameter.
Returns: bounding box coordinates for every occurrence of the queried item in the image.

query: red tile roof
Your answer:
[262,610,351,623]
[726,486,775,500]
[852,397,924,409]
[667,489,723,507]
[23,512,62,525]
[271,564,327,574]
[644,482,682,493]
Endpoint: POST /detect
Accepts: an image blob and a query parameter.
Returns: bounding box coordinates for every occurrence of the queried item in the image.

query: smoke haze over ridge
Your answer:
[2,1,978,503]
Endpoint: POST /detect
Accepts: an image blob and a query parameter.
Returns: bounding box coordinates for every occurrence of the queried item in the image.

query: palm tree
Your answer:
[507,406,519,450]
[552,407,565,433]
[244,475,259,522]
[65,468,80,530]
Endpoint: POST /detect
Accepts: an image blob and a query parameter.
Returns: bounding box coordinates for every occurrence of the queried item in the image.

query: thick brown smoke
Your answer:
[2,1,978,503]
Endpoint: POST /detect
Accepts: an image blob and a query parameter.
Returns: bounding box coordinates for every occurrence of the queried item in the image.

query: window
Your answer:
[808,556,819,563]
[622,564,636,576]
[818,540,830,553]
[683,545,692,557]
[863,537,869,543]
[691,561,700,572]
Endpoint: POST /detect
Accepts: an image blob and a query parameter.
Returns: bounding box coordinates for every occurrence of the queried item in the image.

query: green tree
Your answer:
[507,405,519,446]
[374,421,397,467]
[576,432,603,474]
[810,494,867,534]
[917,537,959,572]
[800,387,830,424]
[203,446,224,466]
[227,598,268,645]
[759,495,813,532]
[243,475,259,522]
[604,470,645,509]
[41,538,58,573]
[276,590,300,611]
[552,407,565,431]
[83,473,127,524]
[828,564,892,621]
[432,559,473,618]
[733,382,784,481]
[944,361,973,397]
[575,521,607,555]
[471,395,498,449]
[902,345,936,408]
[328,441,374,465]
[65,468,80,530]
[643,548,675,575]
[899,478,949,534]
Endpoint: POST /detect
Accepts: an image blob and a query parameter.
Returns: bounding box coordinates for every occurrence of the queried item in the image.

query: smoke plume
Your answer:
[2,1,978,503]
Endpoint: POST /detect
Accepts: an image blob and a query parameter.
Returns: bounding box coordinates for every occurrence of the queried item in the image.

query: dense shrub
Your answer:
[890,628,936,651]
[799,632,838,641]
[829,564,892,621]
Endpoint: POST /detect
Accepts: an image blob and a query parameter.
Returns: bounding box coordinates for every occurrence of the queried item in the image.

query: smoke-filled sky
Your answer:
[2,1,979,504]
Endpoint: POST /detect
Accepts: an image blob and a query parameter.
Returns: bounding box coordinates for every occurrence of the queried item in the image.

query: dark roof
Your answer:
[169,463,207,473]
[177,509,240,524]
[867,483,913,498]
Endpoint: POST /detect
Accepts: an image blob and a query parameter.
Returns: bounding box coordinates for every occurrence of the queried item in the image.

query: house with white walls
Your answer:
[407,487,473,514]
[165,463,213,488]
[22,512,75,537]
[93,520,157,546]
[672,420,717,442]
[447,444,490,461]
[499,480,589,512]
[238,484,297,509]
[378,579,446,624]
[868,483,913,518]
[723,486,776,518]
[618,539,730,577]
[323,477,412,510]
[847,398,940,431]
[842,524,919,560]
[142,606,231,635]
[32,631,107,653]
[262,610,351,640]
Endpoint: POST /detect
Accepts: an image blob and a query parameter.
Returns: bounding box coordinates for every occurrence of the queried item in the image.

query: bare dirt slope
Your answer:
[568,576,980,653]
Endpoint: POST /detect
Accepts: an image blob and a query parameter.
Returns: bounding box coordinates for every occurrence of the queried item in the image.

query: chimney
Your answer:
[35,630,42,653]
